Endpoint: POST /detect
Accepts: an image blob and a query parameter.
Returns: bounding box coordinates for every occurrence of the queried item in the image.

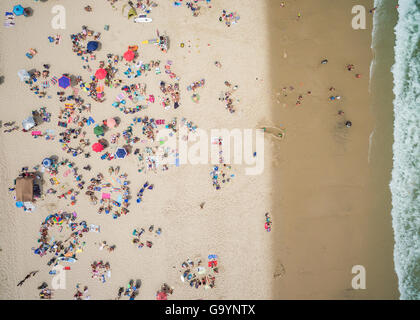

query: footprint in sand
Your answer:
[274,262,286,279]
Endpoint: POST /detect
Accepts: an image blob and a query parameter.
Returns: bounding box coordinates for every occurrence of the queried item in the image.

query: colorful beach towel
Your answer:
[4,12,15,28]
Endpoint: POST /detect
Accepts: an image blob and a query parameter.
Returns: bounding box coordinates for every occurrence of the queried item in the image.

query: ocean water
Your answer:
[389,0,420,300]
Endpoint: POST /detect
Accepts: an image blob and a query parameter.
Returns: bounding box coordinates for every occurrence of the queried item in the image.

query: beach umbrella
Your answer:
[122,4,137,19]
[94,125,104,136]
[17,69,30,82]
[42,158,53,168]
[156,292,167,300]
[115,147,127,159]
[123,50,135,61]
[22,116,36,130]
[58,75,71,89]
[13,5,24,16]
[106,117,116,128]
[92,142,104,153]
[95,68,107,80]
[87,41,99,52]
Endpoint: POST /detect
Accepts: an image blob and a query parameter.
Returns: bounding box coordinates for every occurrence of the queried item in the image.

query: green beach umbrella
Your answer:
[94,125,104,136]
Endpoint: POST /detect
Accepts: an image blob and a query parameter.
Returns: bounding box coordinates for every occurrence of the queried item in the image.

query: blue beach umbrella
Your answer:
[13,5,24,16]
[58,75,71,89]
[115,147,127,159]
[42,158,52,168]
[87,41,99,52]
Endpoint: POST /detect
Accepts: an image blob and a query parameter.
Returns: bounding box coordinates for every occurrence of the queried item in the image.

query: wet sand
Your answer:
[267,0,399,299]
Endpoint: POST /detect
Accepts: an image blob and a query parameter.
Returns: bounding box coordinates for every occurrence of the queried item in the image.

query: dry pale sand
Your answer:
[0,0,398,300]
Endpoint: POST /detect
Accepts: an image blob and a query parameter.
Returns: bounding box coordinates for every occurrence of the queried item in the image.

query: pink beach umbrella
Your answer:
[106,117,117,128]
[123,50,135,62]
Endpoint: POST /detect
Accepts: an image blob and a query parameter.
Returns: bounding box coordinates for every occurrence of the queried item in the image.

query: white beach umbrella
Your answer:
[22,116,36,130]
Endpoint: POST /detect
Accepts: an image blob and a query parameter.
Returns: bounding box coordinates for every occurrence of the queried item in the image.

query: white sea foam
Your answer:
[390,0,420,300]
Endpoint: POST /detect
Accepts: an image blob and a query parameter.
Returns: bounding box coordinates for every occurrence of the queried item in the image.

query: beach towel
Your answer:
[42,81,50,89]
[90,224,101,233]
[116,93,125,101]
[102,193,111,200]
[4,12,15,28]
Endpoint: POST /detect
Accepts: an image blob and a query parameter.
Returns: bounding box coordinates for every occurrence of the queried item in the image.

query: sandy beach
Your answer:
[0,0,399,300]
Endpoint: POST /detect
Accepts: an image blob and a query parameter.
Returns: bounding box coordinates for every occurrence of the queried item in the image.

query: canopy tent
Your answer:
[15,176,34,202]
[17,69,30,82]
[95,68,107,80]
[58,75,71,89]
[13,5,24,16]
[87,41,99,52]
[123,50,135,61]
[94,125,104,136]
[115,147,127,159]
[22,116,36,130]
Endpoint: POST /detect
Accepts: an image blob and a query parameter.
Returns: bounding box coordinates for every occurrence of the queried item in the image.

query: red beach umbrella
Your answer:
[123,50,135,61]
[92,142,104,153]
[156,292,167,300]
[95,68,107,80]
